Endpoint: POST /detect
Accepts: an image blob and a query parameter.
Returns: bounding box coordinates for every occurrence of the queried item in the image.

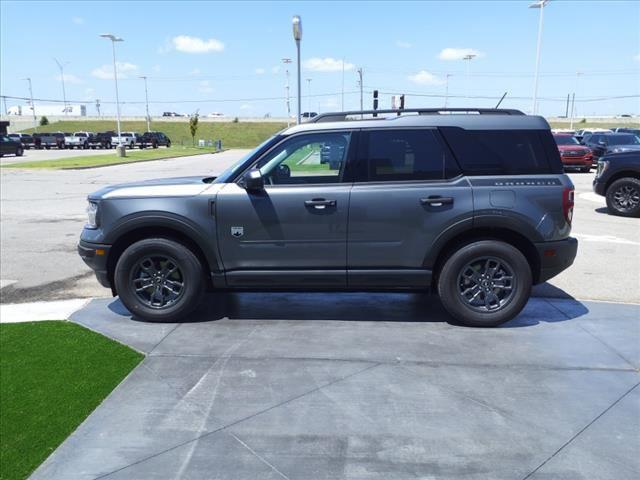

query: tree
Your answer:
[39,116,49,126]
[189,112,199,146]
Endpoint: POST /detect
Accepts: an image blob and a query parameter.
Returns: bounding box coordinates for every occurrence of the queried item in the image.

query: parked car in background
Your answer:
[302,112,318,119]
[553,134,593,172]
[575,128,612,143]
[7,133,35,149]
[0,135,24,157]
[583,133,640,163]
[593,151,640,217]
[88,132,115,149]
[65,132,94,149]
[34,132,66,149]
[162,112,182,117]
[613,127,640,136]
[111,132,137,148]
[206,112,224,118]
[140,131,172,148]
[551,129,576,135]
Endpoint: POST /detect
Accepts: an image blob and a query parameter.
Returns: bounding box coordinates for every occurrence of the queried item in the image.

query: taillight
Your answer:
[562,187,575,225]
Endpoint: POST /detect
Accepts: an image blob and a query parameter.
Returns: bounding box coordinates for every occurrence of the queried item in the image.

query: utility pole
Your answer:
[292,15,302,124]
[139,76,151,132]
[282,58,292,126]
[569,72,582,129]
[529,0,550,114]
[95,99,101,117]
[444,73,452,108]
[306,78,312,113]
[341,58,345,111]
[357,68,363,114]
[54,58,69,115]
[24,77,37,132]
[463,54,476,100]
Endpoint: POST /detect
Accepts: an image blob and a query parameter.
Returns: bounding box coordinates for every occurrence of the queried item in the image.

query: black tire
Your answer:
[605,177,640,218]
[153,141,158,149]
[114,238,205,322]
[106,142,112,149]
[166,141,171,148]
[437,240,532,327]
[15,147,23,157]
[580,167,590,173]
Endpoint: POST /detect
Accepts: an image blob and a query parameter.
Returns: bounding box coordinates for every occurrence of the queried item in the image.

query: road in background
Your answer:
[0,147,116,165]
[1,156,638,303]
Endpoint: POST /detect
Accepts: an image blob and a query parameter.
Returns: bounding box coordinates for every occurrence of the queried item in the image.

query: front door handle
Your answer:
[420,196,454,207]
[304,198,337,209]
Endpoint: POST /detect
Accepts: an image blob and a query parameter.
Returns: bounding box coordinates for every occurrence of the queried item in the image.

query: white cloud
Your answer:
[72,16,84,25]
[408,70,444,86]
[438,48,485,61]
[255,67,266,75]
[198,80,213,93]
[91,62,139,80]
[396,40,412,49]
[271,66,281,74]
[172,35,224,54]
[82,88,95,101]
[303,57,354,72]
[55,73,83,84]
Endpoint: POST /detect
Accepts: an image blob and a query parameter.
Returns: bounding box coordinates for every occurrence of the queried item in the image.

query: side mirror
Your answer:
[243,169,264,191]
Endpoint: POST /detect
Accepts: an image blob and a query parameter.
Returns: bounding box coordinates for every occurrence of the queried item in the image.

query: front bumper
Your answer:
[78,240,112,288]
[534,237,578,284]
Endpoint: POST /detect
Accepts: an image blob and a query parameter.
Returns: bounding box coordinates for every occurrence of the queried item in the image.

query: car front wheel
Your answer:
[15,147,24,157]
[437,240,532,327]
[114,238,205,322]
[606,177,640,217]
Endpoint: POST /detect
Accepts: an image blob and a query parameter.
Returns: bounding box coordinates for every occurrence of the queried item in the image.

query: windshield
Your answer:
[554,136,579,146]
[214,133,283,183]
[608,135,640,146]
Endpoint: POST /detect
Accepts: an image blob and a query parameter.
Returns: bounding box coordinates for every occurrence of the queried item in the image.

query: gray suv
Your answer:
[78,108,578,327]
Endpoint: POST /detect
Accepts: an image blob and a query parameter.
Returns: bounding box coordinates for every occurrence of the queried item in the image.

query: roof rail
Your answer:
[308,108,526,123]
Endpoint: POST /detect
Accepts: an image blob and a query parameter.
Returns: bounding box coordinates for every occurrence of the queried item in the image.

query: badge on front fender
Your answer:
[231,226,244,238]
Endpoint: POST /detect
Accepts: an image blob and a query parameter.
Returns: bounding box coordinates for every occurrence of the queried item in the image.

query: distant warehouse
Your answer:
[7,104,87,116]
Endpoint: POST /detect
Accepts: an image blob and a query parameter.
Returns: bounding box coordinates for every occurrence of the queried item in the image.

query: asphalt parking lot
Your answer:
[29,295,639,480]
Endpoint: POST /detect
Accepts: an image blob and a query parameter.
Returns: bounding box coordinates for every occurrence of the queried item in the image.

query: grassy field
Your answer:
[3,146,212,169]
[19,120,287,149]
[0,321,143,480]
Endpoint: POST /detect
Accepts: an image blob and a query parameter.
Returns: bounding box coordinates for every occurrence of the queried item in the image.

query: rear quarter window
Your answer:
[439,127,562,175]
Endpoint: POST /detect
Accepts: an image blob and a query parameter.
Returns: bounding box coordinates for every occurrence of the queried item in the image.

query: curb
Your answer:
[0,298,90,323]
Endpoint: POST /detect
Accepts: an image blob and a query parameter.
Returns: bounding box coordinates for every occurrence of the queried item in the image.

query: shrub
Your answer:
[39,116,49,126]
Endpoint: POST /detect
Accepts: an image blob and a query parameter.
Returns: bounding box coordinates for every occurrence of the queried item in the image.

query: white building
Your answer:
[8,104,87,116]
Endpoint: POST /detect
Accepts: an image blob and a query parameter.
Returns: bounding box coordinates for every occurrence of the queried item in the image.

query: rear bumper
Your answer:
[78,241,112,288]
[534,237,578,284]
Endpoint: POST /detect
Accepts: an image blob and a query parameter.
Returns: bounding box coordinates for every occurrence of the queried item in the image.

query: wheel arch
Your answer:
[105,216,218,294]
[605,170,640,192]
[428,226,541,288]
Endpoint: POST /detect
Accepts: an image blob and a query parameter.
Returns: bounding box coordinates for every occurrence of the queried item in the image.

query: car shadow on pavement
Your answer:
[107,286,589,327]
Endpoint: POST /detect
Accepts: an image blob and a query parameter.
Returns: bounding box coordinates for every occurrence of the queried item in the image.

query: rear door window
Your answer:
[362,129,459,182]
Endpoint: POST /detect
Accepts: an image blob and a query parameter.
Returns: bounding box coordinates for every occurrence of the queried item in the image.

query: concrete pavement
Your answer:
[29,293,640,480]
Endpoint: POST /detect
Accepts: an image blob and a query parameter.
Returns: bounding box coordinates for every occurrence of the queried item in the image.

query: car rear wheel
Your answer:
[15,147,24,157]
[115,238,205,322]
[437,240,532,327]
[606,177,640,218]
[580,167,590,173]
[166,141,171,148]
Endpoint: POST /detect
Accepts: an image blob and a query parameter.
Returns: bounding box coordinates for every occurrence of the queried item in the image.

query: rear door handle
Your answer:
[420,196,454,207]
[304,198,337,209]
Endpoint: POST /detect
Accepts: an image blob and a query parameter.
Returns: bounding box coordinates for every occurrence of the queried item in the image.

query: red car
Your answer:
[553,134,593,173]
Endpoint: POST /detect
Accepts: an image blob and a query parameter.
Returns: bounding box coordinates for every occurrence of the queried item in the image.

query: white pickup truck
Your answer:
[111,132,138,149]
[64,132,94,149]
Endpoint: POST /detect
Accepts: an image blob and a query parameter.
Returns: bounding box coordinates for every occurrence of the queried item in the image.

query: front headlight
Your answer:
[86,201,99,228]
[596,160,609,177]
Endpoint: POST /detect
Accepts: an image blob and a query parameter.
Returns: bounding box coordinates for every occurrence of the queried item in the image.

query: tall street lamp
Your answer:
[23,77,37,131]
[100,33,124,155]
[529,0,550,115]
[463,54,476,101]
[444,73,452,108]
[282,58,292,126]
[54,58,69,115]
[292,15,302,124]
[306,78,312,113]
[139,75,151,132]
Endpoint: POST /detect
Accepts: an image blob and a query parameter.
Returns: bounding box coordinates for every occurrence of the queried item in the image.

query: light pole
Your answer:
[54,58,69,115]
[569,71,582,129]
[341,58,345,111]
[292,15,302,124]
[282,58,292,126]
[306,78,312,113]
[139,76,151,132]
[463,54,476,101]
[529,0,550,114]
[357,68,363,114]
[100,33,124,155]
[444,73,452,108]
[23,77,37,131]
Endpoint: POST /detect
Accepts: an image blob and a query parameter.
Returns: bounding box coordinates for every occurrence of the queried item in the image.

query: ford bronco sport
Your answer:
[78,108,578,327]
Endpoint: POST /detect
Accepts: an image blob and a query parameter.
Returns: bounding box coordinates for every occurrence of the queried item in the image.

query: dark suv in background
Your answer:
[583,132,640,163]
[78,108,577,328]
[141,131,172,148]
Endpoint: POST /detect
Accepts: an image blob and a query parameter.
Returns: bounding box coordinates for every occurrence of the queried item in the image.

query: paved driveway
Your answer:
[30,294,639,480]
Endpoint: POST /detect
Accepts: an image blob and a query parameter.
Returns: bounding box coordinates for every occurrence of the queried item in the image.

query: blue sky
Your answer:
[1,0,639,117]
